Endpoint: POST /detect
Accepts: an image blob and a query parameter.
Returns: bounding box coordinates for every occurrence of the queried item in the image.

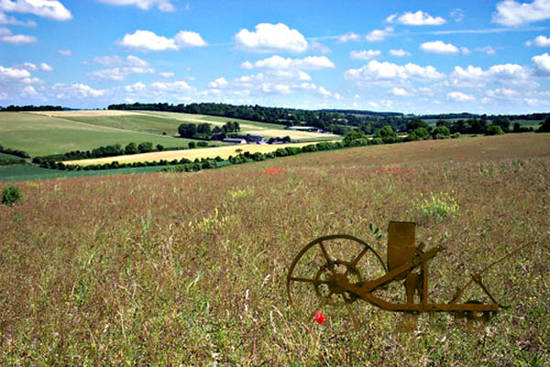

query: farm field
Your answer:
[63,141,334,166]
[0,112,195,156]
[0,133,549,365]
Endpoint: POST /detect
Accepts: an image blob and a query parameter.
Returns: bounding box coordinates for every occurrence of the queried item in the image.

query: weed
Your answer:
[1,184,22,206]
[413,192,459,222]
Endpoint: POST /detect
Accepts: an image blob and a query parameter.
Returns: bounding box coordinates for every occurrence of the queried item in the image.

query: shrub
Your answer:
[2,184,23,206]
[486,125,504,136]
[413,192,459,222]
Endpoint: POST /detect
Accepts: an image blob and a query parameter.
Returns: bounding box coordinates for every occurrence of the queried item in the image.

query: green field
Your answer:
[0,111,336,157]
[0,164,170,182]
[1,134,548,365]
[0,112,199,157]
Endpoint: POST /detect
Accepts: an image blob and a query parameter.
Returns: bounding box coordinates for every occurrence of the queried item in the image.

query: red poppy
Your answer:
[130,197,135,202]
[108,199,113,203]
[455,154,463,158]
[315,312,327,324]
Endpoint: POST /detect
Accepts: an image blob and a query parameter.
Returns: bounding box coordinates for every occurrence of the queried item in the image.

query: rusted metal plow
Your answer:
[287,221,524,328]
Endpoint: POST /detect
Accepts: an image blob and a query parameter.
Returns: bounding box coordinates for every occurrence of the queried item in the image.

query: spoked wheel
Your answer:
[287,234,387,327]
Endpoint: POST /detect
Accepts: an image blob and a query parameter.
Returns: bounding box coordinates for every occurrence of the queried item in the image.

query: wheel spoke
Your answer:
[350,247,369,267]
[318,241,334,268]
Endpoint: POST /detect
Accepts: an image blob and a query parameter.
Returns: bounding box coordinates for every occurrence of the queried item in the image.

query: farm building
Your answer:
[222,137,247,144]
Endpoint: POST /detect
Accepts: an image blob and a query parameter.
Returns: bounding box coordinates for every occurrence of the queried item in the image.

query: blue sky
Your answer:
[1,0,550,114]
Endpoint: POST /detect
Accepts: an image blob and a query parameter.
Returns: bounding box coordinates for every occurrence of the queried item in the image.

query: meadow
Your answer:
[0,134,548,366]
[0,111,337,158]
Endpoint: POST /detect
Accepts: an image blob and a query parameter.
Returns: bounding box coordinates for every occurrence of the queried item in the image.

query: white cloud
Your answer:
[91,55,154,80]
[532,52,550,74]
[492,0,550,26]
[391,87,410,96]
[120,30,177,51]
[58,49,71,56]
[54,83,107,98]
[389,49,411,57]
[124,81,146,92]
[338,32,360,43]
[0,28,36,44]
[158,71,174,78]
[97,0,175,12]
[234,23,308,53]
[526,35,550,47]
[119,30,207,51]
[40,62,52,71]
[22,85,37,95]
[174,31,207,47]
[420,40,459,54]
[151,80,191,91]
[242,55,335,70]
[345,60,444,81]
[0,0,72,21]
[22,61,36,70]
[450,8,465,22]
[350,49,381,60]
[309,41,331,54]
[477,46,496,55]
[366,27,393,42]
[388,11,446,26]
[448,91,475,102]
[452,64,530,80]
[0,65,30,78]
[0,11,36,26]
[208,77,228,88]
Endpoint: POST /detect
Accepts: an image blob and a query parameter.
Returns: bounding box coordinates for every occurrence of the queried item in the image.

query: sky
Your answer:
[1,0,550,114]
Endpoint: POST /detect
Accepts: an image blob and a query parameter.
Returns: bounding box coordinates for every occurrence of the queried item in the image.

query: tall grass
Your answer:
[0,134,548,365]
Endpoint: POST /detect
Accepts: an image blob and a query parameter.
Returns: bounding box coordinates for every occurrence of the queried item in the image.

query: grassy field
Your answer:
[63,142,334,166]
[0,112,195,157]
[0,134,548,365]
[0,111,338,157]
[0,164,170,182]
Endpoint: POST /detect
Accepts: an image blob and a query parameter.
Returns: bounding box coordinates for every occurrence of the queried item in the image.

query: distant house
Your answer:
[223,137,247,144]
[244,134,265,144]
[287,126,323,132]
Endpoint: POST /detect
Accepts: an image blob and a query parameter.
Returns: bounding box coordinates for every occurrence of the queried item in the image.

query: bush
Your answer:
[2,184,23,206]
[413,192,459,222]
[486,125,504,136]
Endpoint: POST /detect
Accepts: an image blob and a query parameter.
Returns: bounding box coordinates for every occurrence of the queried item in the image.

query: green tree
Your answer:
[407,118,429,132]
[486,125,504,135]
[125,142,138,154]
[375,125,398,143]
[138,142,153,153]
[432,126,450,139]
[178,123,197,138]
[538,117,550,132]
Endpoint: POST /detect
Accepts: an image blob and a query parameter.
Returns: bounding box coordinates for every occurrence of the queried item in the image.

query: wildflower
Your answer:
[261,167,286,175]
[455,154,463,158]
[108,199,113,203]
[130,197,135,202]
[315,312,327,324]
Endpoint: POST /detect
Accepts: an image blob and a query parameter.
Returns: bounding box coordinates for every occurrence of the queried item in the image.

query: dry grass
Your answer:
[64,142,332,165]
[0,134,549,366]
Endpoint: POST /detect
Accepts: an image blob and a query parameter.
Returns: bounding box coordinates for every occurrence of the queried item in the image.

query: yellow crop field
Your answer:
[64,142,328,166]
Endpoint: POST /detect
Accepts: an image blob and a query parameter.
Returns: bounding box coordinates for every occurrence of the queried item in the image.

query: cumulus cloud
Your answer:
[365,27,393,42]
[345,60,444,81]
[477,46,497,55]
[0,64,30,78]
[242,55,335,70]
[389,49,411,57]
[119,29,207,51]
[492,0,550,26]
[448,91,475,102]
[387,11,446,26]
[124,81,146,92]
[96,0,175,12]
[0,10,36,26]
[54,83,107,98]
[91,55,154,80]
[420,40,460,54]
[0,0,72,21]
[58,49,71,56]
[40,62,52,71]
[234,23,308,53]
[532,52,550,74]
[158,71,174,78]
[449,63,534,88]
[526,35,550,47]
[350,50,381,60]
[391,87,410,96]
[338,32,360,43]
[208,77,228,88]
[0,28,36,44]
[151,80,191,91]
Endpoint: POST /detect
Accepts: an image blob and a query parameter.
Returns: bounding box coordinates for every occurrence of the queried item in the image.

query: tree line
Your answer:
[0,105,64,112]
[178,121,240,139]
